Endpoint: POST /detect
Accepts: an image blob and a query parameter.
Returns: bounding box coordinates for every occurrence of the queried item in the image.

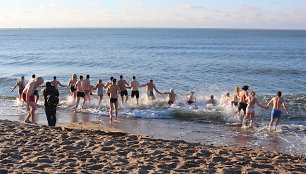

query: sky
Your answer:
[0,0,305,29]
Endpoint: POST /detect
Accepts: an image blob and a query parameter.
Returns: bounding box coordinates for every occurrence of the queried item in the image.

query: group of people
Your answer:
[12,75,290,130]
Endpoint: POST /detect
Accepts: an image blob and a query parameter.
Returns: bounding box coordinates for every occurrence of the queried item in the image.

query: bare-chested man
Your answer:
[161,88,177,105]
[75,75,86,111]
[106,77,114,97]
[22,77,44,124]
[107,78,121,122]
[11,76,26,101]
[83,75,91,101]
[51,76,67,90]
[118,75,129,104]
[243,91,265,127]
[266,91,290,131]
[231,87,240,107]
[238,85,249,119]
[140,79,161,100]
[68,74,78,99]
[129,76,141,105]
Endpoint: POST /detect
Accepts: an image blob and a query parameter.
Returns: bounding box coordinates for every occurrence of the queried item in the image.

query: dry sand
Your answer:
[0,119,305,173]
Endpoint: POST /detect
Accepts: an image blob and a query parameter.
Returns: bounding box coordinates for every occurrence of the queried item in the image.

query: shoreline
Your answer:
[0,119,305,173]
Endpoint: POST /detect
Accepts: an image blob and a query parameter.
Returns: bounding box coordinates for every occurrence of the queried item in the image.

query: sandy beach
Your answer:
[0,119,305,173]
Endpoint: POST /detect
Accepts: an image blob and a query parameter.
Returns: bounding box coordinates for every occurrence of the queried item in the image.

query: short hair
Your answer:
[235,87,240,91]
[86,75,90,79]
[32,74,36,78]
[150,80,153,82]
[110,76,113,80]
[120,75,123,79]
[226,93,230,96]
[132,76,136,80]
[276,91,281,96]
[242,85,249,91]
[80,75,83,80]
[211,95,214,99]
[251,91,256,95]
[53,76,56,80]
[98,79,102,83]
[46,82,52,88]
[21,76,24,79]
[113,78,117,83]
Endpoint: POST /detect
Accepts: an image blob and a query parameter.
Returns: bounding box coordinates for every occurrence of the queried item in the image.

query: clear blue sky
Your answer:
[0,0,305,29]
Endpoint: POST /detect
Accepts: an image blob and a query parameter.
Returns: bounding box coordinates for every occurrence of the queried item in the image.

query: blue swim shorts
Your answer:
[271,109,282,119]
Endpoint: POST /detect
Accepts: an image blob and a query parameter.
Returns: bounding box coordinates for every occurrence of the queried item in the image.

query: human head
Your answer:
[170,88,174,92]
[276,91,282,97]
[132,76,136,80]
[110,76,113,81]
[226,93,230,97]
[36,77,44,85]
[191,91,194,94]
[80,75,83,80]
[235,86,240,92]
[98,79,102,84]
[21,76,24,80]
[46,82,52,88]
[32,74,36,78]
[251,91,256,96]
[150,80,153,83]
[211,95,214,99]
[86,75,90,79]
[120,75,123,79]
[112,78,117,84]
[53,76,56,80]
[72,74,77,79]
[242,85,249,91]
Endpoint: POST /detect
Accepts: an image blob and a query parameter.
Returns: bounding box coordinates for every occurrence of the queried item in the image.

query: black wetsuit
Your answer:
[43,85,59,126]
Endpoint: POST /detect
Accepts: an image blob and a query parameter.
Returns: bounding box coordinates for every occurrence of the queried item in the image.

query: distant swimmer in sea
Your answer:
[161,88,177,105]
[75,75,86,111]
[11,76,26,101]
[106,77,114,97]
[118,75,129,104]
[187,91,196,105]
[222,93,231,105]
[68,74,78,99]
[207,95,216,105]
[129,76,141,105]
[243,91,265,127]
[93,79,107,107]
[107,78,121,123]
[140,79,162,100]
[265,91,290,131]
[238,85,249,119]
[22,77,44,124]
[51,76,67,90]
[83,75,91,101]
[231,87,240,107]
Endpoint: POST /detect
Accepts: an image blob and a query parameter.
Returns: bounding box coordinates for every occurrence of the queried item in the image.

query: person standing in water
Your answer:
[22,77,44,124]
[266,91,290,131]
[11,76,26,101]
[107,78,120,123]
[161,88,177,105]
[68,74,78,99]
[51,76,67,90]
[238,85,249,119]
[118,75,129,104]
[31,74,40,103]
[129,76,141,105]
[106,77,114,97]
[231,87,240,107]
[83,75,91,101]
[243,91,265,127]
[42,82,59,126]
[187,91,196,105]
[75,75,86,111]
[93,79,107,108]
[140,79,162,100]
[207,95,216,105]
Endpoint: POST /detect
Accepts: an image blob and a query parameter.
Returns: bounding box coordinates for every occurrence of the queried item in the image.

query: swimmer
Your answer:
[243,91,265,127]
[207,95,216,105]
[93,79,107,107]
[129,76,141,105]
[222,93,231,105]
[266,91,290,131]
[231,87,240,107]
[187,91,196,105]
[83,75,91,101]
[140,79,162,100]
[118,75,129,104]
[11,76,26,101]
[161,88,177,105]
[107,78,121,123]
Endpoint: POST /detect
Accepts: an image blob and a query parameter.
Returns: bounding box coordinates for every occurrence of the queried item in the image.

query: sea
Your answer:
[0,28,305,154]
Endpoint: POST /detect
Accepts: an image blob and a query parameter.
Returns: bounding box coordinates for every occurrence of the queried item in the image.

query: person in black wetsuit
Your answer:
[42,82,59,126]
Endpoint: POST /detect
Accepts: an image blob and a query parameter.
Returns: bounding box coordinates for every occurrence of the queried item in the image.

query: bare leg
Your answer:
[114,101,118,120]
[82,98,86,109]
[275,118,280,131]
[36,94,39,103]
[75,97,80,111]
[250,112,255,127]
[121,96,124,105]
[29,102,37,124]
[269,118,274,131]
[109,102,114,123]
[125,95,129,103]
[136,98,139,105]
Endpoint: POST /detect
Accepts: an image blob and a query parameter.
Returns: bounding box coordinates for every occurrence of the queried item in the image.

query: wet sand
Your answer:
[0,119,305,173]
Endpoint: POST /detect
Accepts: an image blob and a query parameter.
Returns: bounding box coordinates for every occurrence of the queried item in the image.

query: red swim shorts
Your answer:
[22,93,35,103]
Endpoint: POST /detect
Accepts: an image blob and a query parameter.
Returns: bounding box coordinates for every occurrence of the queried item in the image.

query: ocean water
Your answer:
[0,28,305,154]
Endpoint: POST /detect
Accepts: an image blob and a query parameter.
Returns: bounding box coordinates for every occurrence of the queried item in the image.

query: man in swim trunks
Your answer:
[207,95,216,105]
[118,75,129,104]
[75,75,86,111]
[238,85,249,120]
[106,77,114,97]
[140,79,161,100]
[266,91,290,131]
[187,91,196,105]
[129,76,141,105]
[51,76,67,90]
[231,87,240,107]
[22,77,44,124]
[243,91,265,127]
[107,78,121,123]
[11,76,26,101]
[83,75,91,101]
[161,88,177,105]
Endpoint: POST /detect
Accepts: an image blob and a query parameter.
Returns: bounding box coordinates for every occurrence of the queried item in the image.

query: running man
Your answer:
[161,88,177,105]
[107,78,121,123]
[129,76,141,105]
[231,87,240,107]
[75,75,86,111]
[22,77,44,124]
[243,91,265,127]
[140,79,162,100]
[51,76,67,90]
[238,85,249,119]
[11,76,26,101]
[118,75,129,104]
[266,91,290,131]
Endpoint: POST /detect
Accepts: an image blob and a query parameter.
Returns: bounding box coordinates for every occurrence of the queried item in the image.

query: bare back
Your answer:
[109,85,120,98]
[76,80,84,92]
[239,90,248,103]
[130,80,139,91]
[146,82,155,92]
[247,96,257,109]
[272,97,284,110]
[118,80,128,91]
